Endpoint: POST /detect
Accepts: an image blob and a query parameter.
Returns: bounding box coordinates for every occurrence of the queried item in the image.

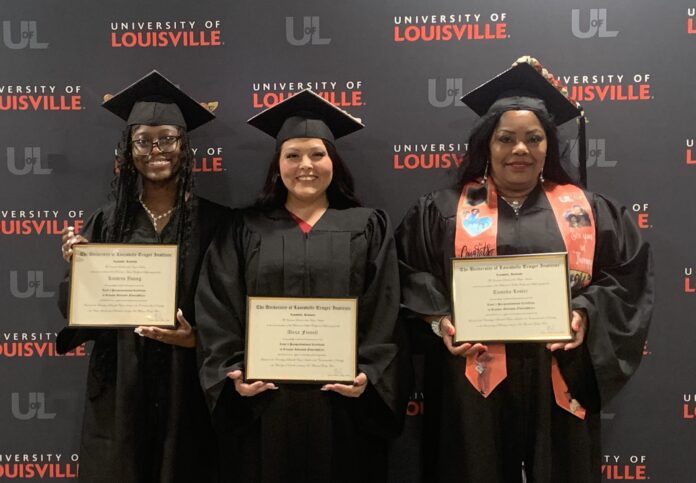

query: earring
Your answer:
[539,171,545,183]
[481,160,489,184]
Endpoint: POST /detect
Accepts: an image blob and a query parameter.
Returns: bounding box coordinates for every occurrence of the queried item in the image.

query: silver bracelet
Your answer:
[430,315,448,338]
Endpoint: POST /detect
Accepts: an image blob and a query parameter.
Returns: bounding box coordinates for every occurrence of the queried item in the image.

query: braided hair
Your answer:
[107,125,196,293]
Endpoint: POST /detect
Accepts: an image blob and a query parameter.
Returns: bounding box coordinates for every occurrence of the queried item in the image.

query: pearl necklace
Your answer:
[138,195,176,231]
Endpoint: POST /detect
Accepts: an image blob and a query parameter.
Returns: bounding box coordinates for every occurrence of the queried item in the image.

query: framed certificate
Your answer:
[451,252,573,343]
[68,244,179,328]
[245,296,358,384]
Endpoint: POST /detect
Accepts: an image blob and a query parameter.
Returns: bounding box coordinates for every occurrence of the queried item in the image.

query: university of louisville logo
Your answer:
[571,9,619,38]
[1,20,49,49]
[285,16,331,45]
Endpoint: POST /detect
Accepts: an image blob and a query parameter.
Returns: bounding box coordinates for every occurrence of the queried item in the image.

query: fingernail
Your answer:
[177,308,182,316]
[134,328,143,336]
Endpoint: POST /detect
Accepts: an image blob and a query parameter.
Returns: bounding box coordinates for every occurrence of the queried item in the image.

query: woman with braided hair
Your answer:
[57,71,227,483]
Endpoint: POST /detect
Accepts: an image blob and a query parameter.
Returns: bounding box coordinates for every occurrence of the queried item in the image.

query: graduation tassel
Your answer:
[578,114,588,188]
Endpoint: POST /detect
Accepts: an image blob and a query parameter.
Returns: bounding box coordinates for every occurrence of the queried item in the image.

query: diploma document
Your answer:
[452,252,573,343]
[245,296,358,384]
[68,244,178,328]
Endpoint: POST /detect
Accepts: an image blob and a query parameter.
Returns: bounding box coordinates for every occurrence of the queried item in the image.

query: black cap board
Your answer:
[102,70,215,131]
[461,61,582,125]
[247,88,364,146]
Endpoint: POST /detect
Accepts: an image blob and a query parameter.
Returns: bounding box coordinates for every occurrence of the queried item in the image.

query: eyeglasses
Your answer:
[131,136,181,155]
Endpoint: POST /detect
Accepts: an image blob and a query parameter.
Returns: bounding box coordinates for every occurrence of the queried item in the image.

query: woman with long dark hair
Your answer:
[195,89,408,482]
[396,57,653,482]
[57,71,227,483]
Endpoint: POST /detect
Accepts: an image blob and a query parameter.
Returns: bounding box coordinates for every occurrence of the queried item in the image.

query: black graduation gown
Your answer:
[396,184,653,483]
[57,196,229,483]
[195,207,408,483]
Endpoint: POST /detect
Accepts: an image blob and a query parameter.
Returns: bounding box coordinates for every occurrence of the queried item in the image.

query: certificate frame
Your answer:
[68,243,179,328]
[245,296,358,384]
[451,252,573,343]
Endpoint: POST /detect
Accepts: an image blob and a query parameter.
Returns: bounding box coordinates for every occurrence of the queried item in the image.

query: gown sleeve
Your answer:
[56,208,108,354]
[194,211,248,413]
[570,193,654,403]
[355,209,410,436]
[395,191,454,318]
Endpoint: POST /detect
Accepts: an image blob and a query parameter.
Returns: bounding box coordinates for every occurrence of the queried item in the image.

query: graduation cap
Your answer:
[247,88,364,146]
[461,57,588,186]
[461,60,582,125]
[102,70,215,131]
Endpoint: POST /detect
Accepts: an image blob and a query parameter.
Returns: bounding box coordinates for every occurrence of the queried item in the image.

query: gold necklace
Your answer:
[138,194,176,231]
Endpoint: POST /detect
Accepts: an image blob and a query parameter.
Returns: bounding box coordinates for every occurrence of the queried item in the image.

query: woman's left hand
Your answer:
[547,309,588,352]
[135,308,196,348]
[321,372,368,398]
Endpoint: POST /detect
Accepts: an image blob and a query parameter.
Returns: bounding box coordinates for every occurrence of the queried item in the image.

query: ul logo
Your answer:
[428,78,465,108]
[10,270,55,298]
[571,9,619,39]
[11,392,57,420]
[6,147,52,175]
[2,20,49,49]
[285,16,331,46]
[571,139,617,167]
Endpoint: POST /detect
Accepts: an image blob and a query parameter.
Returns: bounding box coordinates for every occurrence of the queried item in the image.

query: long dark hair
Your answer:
[458,107,574,187]
[254,139,362,210]
[107,126,195,288]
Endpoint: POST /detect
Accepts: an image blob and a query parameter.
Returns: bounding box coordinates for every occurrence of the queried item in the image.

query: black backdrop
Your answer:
[1,0,691,480]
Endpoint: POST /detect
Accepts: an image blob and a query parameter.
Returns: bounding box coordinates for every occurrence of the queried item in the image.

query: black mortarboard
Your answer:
[102,70,215,131]
[461,61,582,126]
[461,57,588,187]
[247,88,364,146]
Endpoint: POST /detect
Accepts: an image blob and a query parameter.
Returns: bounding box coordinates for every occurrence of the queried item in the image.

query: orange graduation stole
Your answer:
[454,178,595,419]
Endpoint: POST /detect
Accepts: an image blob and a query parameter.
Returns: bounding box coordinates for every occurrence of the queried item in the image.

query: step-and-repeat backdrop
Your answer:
[1,0,692,480]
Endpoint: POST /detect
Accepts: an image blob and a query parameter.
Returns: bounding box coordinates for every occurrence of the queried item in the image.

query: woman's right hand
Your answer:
[437,316,488,358]
[227,370,277,397]
[61,226,89,262]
